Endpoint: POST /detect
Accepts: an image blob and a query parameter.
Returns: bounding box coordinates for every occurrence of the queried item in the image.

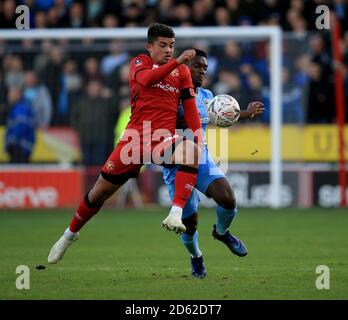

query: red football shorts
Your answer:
[101,134,184,185]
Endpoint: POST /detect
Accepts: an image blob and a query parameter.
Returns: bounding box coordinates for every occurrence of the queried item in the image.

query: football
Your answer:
[206,94,240,127]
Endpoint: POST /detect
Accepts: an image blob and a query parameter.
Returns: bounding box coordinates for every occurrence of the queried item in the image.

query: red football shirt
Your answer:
[128,53,194,136]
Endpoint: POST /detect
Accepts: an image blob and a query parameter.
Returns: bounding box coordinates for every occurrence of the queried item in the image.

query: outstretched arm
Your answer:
[239,101,265,120]
[135,50,196,87]
[135,59,179,87]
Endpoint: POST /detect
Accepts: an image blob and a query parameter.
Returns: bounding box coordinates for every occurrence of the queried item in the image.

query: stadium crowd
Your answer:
[1,0,348,164]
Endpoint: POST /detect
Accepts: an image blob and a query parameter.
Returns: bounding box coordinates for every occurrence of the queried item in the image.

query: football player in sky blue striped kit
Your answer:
[162,49,264,278]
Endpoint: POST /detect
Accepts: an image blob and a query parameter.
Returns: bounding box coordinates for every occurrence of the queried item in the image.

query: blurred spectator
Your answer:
[121,2,146,26]
[214,6,231,26]
[290,0,305,13]
[46,6,60,28]
[83,57,104,85]
[57,59,82,125]
[70,80,119,166]
[309,34,332,79]
[262,67,304,124]
[68,2,86,28]
[259,0,287,25]
[285,0,307,34]
[266,12,281,27]
[167,2,191,26]
[54,0,70,26]
[101,41,129,76]
[290,16,307,35]
[216,41,242,77]
[118,63,131,101]
[73,38,104,66]
[4,56,25,89]
[240,62,254,85]
[293,54,310,88]
[5,86,36,163]
[306,62,335,123]
[101,41,129,93]
[285,8,300,31]
[34,10,48,28]
[102,14,119,28]
[34,40,54,74]
[23,70,53,128]
[246,72,263,102]
[0,0,16,29]
[224,0,260,25]
[281,67,304,123]
[86,0,105,26]
[39,46,64,125]
[157,0,173,23]
[191,0,215,26]
[21,39,36,70]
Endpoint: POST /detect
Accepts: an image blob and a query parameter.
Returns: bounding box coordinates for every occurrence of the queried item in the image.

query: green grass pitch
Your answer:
[0,207,347,300]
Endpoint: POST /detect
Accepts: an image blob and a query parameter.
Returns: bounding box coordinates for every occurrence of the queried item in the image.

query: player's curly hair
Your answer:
[147,23,175,43]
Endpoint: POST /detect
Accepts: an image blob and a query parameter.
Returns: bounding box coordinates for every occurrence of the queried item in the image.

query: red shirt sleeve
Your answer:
[135,60,180,87]
[182,97,203,147]
[129,55,152,81]
[180,64,194,89]
[179,65,203,146]
[130,55,180,87]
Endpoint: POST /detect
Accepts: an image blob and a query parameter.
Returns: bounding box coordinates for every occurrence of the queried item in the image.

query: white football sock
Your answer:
[170,205,183,218]
[64,227,77,241]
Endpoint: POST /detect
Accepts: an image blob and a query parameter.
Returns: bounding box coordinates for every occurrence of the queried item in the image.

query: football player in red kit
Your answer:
[48,23,204,264]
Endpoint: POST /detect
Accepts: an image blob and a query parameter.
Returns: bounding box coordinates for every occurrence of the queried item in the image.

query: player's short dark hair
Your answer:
[193,48,207,59]
[147,23,175,43]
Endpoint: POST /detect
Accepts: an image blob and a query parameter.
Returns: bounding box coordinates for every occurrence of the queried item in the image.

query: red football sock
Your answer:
[69,194,102,232]
[172,167,198,208]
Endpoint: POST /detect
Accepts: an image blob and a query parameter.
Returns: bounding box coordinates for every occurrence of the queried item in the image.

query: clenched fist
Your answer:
[176,50,196,64]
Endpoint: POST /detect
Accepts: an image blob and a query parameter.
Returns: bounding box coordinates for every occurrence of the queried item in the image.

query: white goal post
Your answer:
[0,26,283,208]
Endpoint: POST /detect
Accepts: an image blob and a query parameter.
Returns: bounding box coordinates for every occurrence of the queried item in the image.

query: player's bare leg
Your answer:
[48,175,123,264]
[161,140,202,234]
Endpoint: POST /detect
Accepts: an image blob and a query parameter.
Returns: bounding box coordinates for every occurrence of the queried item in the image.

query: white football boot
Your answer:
[48,232,78,264]
[161,207,186,234]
